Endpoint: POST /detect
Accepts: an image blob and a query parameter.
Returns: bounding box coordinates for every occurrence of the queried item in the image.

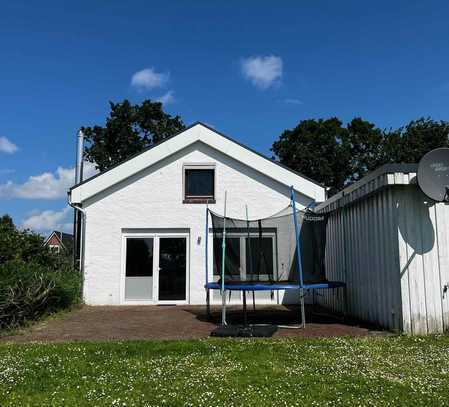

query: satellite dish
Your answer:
[417,148,449,202]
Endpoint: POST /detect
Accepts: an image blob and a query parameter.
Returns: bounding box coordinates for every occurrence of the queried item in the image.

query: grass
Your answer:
[1,336,449,406]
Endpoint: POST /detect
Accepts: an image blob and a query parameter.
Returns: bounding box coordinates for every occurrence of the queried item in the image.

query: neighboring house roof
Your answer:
[69,122,325,204]
[44,230,74,250]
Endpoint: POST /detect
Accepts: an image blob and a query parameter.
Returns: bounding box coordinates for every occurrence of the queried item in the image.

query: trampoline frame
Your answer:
[204,186,347,328]
[204,281,347,328]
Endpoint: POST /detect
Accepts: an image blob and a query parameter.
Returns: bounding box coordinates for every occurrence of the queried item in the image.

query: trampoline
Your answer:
[204,187,346,330]
[205,281,346,291]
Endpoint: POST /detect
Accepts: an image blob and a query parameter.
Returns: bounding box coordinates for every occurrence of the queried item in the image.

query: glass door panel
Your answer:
[125,238,154,301]
[158,237,186,301]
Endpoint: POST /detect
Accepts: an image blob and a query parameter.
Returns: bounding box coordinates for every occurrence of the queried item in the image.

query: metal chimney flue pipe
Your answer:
[75,129,84,184]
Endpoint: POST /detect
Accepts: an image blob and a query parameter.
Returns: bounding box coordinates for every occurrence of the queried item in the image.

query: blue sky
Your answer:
[1,0,448,235]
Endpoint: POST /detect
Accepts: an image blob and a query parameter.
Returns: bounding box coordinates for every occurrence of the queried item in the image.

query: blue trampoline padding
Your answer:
[204,281,345,291]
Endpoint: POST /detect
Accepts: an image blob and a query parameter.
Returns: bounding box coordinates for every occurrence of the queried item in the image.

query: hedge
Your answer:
[0,261,81,330]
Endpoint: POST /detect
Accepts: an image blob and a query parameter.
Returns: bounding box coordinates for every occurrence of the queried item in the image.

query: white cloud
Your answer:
[157,90,175,105]
[283,98,303,105]
[0,162,97,200]
[22,206,72,234]
[131,68,169,91]
[241,55,283,89]
[0,137,18,154]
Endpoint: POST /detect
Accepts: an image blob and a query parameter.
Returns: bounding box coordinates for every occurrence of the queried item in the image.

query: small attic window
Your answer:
[183,165,215,203]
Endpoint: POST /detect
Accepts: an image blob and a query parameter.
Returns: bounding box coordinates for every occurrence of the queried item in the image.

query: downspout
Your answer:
[69,196,86,303]
[73,129,84,267]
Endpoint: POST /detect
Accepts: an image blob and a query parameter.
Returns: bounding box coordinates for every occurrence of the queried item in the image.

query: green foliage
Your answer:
[393,118,449,162]
[272,117,449,195]
[0,214,74,270]
[0,214,55,266]
[343,117,384,183]
[82,99,185,171]
[0,260,81,330]
[272,118,350,195]
[0,216,80,330]
[1,336,449,405]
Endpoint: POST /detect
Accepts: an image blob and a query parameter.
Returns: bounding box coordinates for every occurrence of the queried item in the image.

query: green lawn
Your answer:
[1,336,448,406]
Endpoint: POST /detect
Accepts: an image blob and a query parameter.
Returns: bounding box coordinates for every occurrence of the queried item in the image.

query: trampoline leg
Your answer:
[300,288,306,328]
[343,286,348,321]
[243,291,248,327]
[206,289,210,318]
[312,289,316,314]
[221,289,227,326]
[252,291,256,311]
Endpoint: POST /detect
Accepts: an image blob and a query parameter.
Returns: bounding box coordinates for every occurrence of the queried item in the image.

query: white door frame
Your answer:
[120,232,190,305]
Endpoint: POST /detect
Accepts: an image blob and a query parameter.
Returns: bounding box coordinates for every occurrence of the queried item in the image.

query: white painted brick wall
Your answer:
[82,141,316,305]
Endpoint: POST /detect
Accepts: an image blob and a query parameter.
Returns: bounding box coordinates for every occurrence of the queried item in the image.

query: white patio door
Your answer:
[157,237,187,303]
[124,237,155,302]
[123,233,188,304]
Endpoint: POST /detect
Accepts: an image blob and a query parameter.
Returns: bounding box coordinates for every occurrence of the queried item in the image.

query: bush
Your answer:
[0,214,64,268]
[0,214,81,331]
[0,261,81,330]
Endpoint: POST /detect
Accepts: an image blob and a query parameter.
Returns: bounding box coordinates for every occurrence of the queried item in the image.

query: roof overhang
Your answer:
[316,164,419,212]
[69,122,325,204]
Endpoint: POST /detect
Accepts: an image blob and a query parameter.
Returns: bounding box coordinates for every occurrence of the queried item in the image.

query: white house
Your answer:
[69,123,325,306]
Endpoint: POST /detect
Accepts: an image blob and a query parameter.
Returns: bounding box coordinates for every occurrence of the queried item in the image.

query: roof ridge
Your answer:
[69,123,324,202]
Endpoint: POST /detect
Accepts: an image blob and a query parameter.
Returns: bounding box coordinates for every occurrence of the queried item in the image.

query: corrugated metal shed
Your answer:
[316,164,449,334]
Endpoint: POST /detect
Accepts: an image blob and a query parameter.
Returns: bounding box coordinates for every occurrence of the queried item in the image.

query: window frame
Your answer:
[183,163,216,204]
[48,244,61,253]
[212,231,278,281]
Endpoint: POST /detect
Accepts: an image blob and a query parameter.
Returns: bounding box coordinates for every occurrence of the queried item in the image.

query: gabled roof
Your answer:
[44,230,74,249]
[69,122,325,204]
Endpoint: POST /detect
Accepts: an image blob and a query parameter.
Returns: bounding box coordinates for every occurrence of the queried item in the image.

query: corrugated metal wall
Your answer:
[395,186,449,334]
[319,187,402,331]
[319,181,449,334]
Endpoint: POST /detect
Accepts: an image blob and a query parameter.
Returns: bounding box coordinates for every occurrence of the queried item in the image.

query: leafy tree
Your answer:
[395,118,449,163]
[272,117,449,195]
[343,118,384,183]
[0,215,55,266]
[82,99,185,171]
[271,118,351,195]
[377,128,403,166]
[0,215,14,233]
